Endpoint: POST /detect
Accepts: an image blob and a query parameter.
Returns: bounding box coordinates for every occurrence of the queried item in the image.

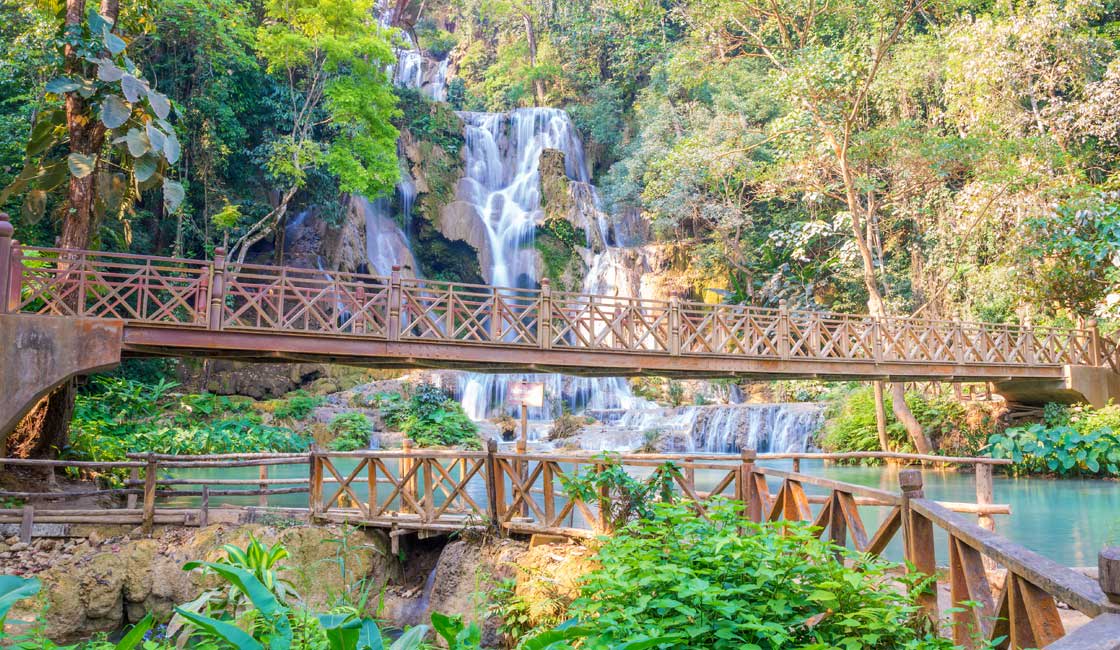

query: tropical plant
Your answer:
[328,413,374,452]
[273,391,325,421]
[558,453,679,532]
[379,384,480,449]
[988,421,1120,476]
[567,501,978,650]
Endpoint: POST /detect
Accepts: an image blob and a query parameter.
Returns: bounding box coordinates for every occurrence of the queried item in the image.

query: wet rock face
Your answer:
[12,524,392,642]
[176,360,324,399]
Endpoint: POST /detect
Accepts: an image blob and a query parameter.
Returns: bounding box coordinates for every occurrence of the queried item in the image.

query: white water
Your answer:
[574,403,824,453]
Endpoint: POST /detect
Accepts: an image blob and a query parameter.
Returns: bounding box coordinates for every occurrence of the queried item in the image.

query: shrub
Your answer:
[569,502,962,650]
[327,412,374,451]
[559,453,678,532]
[548,413,592,440]
[272,391,324,421]
[988,403,1120,476]
[380,384,481,449]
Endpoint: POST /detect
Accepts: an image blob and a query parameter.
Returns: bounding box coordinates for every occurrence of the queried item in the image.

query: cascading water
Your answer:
[453,109,652,433]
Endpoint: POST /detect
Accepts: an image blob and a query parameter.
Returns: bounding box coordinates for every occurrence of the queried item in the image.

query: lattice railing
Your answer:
[5,244,1111,371]
[14,248,210,326]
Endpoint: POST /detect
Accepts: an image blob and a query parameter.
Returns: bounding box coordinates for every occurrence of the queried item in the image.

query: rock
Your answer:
[10,542,28,552]
[437,201,493,281]
[178,360,324,399]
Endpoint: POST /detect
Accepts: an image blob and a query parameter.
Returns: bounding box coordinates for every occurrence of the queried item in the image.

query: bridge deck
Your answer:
[1,243,1116,380]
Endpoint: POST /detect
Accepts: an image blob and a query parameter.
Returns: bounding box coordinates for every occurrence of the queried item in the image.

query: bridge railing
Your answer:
[2,241,1108,369]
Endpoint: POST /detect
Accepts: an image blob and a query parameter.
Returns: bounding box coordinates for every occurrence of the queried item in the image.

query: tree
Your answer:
[689,0,936,452]
[228,0,400,264]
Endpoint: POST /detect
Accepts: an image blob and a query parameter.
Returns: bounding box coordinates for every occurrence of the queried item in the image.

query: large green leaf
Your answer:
[174,607,263,650]
[115,613,154,650]
[518,625,592,650]
[0,576,41,622]
[102,26,127,55]
[68,152,96,178]
[612,637,685,650]
[21,189,47,223]
[388,625,428,650]
[121,74,146,103]
[163,178,186,213]
[148,90,171,120]
[134,154,158,183]
[97,59,125,82]
[101,95,131,129]
[125,128,150,157]
[44,77,81,94]
[26,111,65,156]
[181,562,283,618]
[357,619,385,650]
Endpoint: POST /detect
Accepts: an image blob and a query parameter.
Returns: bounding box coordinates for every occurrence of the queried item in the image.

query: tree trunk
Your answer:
[17,0,122,458]
[838,154,934,454]
[522,13,545,105]
[873,380,890,452]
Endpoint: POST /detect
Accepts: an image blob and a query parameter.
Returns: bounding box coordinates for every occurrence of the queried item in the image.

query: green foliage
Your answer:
[1,6,185,224]
[1,576,157,650]
[379,384,480,449]
[821,386,990,458]
[989,403,1120,476]
[547,413,593,440]
[273,391,325,421]
[558,453,678,532]
[567,501,968,650]
[67,377,309,470]
[328,412,374,451]
[395,88,464,157]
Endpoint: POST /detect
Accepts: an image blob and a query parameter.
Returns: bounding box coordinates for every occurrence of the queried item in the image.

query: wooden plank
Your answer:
[865,506,901,556]
[19,505,33,544]
[1041,613,1120,650]
[836,491,869,551]
[912,499,1111,617]
[758,467,903,505]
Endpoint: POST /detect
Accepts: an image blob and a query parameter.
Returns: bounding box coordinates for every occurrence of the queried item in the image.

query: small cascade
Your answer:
[576,403,824,454]
[355,195,416,277]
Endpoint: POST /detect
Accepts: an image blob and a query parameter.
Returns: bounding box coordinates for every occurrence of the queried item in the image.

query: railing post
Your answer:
[778,300,791,360]
[142,452,158,536]
[899,469,938,622]
[872,317,884,363]
[485,439,501,531]
[953,321,965,364]
[258,465,268,508]
[309,449,323,517]
[669,294,681,356]
[208,246,227,330]
[740,449,758,522]
[401,437,414,514]
[975,461,997,571]
[6,240,21,314]
[126,467,139,509]
[200,486,210,528]
[1100,547,1120,604]
[1088,318,1103,367]
[539,278,552,349]
[388,265,401,341]
[0,212,13,314]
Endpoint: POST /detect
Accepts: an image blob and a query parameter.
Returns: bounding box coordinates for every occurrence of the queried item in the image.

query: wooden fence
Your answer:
[3,449,1118,648]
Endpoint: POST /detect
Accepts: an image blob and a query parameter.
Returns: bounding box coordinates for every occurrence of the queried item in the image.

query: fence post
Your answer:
[1088,318,1103,367]
[539,278,552,350]
[740,449,758,522]
[872,317,884,363]
[668,294,681,356]
[7,241,22,315]
[207,246,227,330]
[19,505,34,544]
[309,449,322,517]
[485,439,501,531]
[388,265,402,341]
[1100,547,1120,604]
[778,300,791,360]
[258,465,268,508]
[126,467,139,509]
[142,453,158,535]
[899,469,938,622]
[401,438,414,514]
[200,486,210,528]
[0,212,12,314]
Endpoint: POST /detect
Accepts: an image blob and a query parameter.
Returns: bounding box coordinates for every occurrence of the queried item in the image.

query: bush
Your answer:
[272,391,324,421]
[821,386,993,458]
[548,413,592,440]
[380,384,481,449]
[568,502,960,650]
[327,412,373,451]
[988,403,1120,476]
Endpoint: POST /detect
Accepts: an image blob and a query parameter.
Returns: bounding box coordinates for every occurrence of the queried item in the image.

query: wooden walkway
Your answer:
[2,448,1119,649]
[2,232,1118,381]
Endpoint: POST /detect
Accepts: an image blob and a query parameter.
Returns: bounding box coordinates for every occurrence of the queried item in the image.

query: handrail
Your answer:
[6,242,1109,370]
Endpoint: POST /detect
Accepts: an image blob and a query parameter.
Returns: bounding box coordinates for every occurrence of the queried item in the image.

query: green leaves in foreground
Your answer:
[0,575,41,624]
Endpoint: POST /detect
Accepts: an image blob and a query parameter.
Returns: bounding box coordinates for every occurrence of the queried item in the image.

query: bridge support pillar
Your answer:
[994,366,1120,408]
[0,314,122,441]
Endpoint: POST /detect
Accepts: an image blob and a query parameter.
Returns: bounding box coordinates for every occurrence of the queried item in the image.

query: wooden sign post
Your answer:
[507,381,544,453]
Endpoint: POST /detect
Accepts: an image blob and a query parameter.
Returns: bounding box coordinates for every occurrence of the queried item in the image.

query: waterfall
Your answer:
[578,403,824,454]
[454,108,652,426]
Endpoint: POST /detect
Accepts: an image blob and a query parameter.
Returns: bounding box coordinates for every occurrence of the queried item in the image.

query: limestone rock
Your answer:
[438,201,493,281]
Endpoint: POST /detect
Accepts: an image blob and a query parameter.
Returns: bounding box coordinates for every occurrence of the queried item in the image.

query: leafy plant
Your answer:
[380,384,480,449]
[273,391,325,421]
[1,576,155,650]
[988,418,1120,477]
[568,501,979,650]
[328,413,374,452]
[558,453,679,532]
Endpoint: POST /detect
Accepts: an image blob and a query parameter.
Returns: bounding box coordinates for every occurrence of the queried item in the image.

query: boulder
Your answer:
[438,201,493,281]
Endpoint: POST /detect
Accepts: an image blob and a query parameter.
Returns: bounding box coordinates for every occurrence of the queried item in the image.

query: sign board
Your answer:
[507,381,545,408]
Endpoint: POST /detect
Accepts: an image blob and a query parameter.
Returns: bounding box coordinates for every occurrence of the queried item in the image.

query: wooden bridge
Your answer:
[3,448,1119,649]
[3,212,1119,392]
